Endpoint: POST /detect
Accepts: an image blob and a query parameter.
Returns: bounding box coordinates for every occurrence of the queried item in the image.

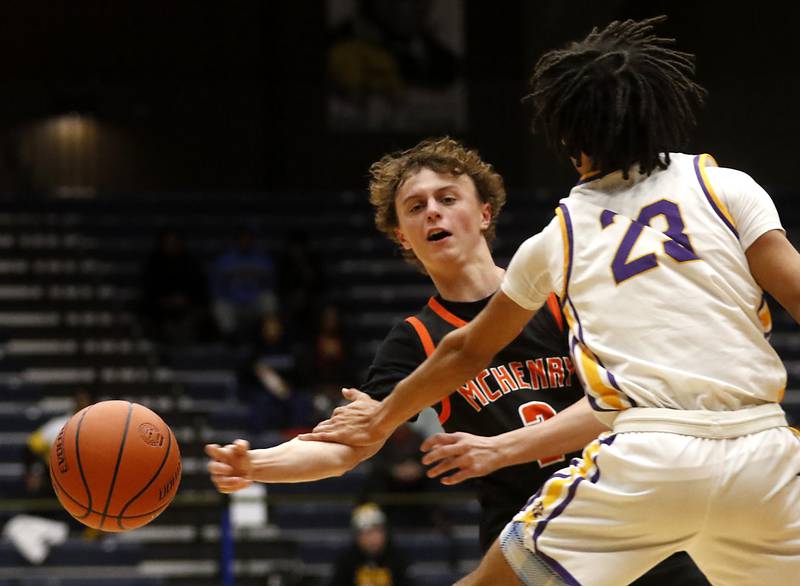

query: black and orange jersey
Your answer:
[362,292,585,550]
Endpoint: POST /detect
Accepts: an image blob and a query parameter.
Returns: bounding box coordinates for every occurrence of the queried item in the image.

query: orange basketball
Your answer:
[49,400,181,532]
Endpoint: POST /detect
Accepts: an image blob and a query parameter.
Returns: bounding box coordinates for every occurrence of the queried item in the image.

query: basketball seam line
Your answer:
[116,423,174,529]
[74,406,93,519]
[49,470,172,519]
[99,402,133,529]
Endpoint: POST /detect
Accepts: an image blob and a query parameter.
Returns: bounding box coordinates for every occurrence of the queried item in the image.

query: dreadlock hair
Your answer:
[524,15,707,178]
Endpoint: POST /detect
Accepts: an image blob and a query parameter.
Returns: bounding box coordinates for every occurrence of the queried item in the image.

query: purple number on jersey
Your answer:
[610,199,699,284]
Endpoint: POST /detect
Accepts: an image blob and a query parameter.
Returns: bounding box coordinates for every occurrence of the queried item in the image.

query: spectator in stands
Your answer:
[209,227,277,344]
[140,228,214,346]
[237,313,311,431]
[301,302,357,422]
[24,389,92,496]
[314,304,352,392]
[364,424,438,529]
[329,502,408,586]
[277,228,326,337]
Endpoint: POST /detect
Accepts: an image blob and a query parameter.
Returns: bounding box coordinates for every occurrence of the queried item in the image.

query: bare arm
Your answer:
[746,229,800,323]
[206,437,383,493]
[420,396,608,484]
[303,291,536,446]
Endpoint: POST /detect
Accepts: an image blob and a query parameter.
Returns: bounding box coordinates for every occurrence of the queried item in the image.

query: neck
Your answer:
[427,249,504,302]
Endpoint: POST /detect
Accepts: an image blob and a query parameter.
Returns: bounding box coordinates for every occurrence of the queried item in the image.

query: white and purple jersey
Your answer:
[502,153,786,421]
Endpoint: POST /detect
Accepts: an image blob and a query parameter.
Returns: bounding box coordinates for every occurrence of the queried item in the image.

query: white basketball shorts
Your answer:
[501,427,800,585]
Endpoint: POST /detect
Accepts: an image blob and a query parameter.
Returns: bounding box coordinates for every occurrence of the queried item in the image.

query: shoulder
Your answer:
[373,311,431,360]
[704,165,762,192]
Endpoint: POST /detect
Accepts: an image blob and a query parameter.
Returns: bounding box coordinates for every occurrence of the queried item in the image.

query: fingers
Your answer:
[207,460,235,476]
[205,444,222,459]
[426,456,462,479]
[341,387,370,401]
[205,440,249,463]
[311,419,336,433]
[420,432,458,453]
[440,469,471,486]
[298,430,342,443]
[426,455,478,485]
[342,389,378,403]
[212,476,253,494]
[421,443,463,466]
[206,443,253,494]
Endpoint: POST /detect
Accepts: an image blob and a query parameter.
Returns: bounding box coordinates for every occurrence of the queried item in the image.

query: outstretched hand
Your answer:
[420,432,502,485]
[205,439,253,494]
[299,388,392,447]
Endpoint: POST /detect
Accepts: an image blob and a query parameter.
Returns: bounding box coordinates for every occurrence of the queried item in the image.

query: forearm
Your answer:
[249,438,378,483]
[494,396,609,469]
[377,329,490,433]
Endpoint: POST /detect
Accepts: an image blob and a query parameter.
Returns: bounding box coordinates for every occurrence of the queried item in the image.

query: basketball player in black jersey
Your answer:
[207,137,602,547]
[206,138,706,582]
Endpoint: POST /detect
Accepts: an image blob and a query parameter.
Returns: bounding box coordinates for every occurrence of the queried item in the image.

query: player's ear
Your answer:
[479,203,491,231]
[395,227,413,250]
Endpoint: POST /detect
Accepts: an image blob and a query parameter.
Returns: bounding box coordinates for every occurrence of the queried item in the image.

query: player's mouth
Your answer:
[426,229,452,242]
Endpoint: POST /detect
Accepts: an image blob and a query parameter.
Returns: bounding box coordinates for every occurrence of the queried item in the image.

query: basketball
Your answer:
[49,400,182,532]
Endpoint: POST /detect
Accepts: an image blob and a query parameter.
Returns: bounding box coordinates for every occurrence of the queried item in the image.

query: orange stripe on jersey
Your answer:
[405,316,435,356]
[404,315,451,424]
[697,153,738,230]
[546,293,564,332]
[427,297,468,328]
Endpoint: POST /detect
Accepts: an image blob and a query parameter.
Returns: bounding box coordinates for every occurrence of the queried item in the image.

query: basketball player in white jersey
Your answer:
[304,16,800,585]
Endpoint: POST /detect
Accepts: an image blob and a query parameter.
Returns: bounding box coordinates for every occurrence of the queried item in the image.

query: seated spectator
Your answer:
[310,303,355,405]
[210,228,277,344]
[329,503,408,586]
[140,228,214,345]
[277,229,326,337]
[237,314,312,431]
[25,389,93,496]
[364,424,440,529]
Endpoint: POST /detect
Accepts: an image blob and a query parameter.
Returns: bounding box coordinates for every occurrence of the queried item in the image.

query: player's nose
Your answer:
[425,199,443,220]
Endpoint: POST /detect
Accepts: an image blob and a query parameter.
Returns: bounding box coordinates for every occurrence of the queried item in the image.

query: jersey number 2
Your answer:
[609,199,698,284]
[518,401,565,468]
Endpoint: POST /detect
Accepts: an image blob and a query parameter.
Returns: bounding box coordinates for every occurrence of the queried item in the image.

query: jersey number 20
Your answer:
[608,199,698,284]
[518,401,565,468]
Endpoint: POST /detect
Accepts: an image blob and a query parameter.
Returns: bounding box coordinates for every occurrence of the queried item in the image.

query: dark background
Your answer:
[1,1,797,196]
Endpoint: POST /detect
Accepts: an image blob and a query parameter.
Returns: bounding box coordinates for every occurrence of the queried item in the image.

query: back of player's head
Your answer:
[525,15,707,177]
[368,136,506,269]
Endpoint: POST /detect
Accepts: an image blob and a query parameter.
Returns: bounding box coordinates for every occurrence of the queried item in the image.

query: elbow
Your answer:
[440,329,492,371]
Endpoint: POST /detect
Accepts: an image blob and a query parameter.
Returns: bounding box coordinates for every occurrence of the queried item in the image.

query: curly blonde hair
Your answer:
[368,137,507,270]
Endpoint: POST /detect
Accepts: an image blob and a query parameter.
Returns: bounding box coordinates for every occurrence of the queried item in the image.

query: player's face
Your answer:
[393,168,491,270]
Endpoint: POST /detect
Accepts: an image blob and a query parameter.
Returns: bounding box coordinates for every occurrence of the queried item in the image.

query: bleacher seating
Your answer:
[1,190,798,585]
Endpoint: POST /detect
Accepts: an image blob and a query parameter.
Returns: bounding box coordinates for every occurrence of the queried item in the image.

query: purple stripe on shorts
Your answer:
[531,434,617,583]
